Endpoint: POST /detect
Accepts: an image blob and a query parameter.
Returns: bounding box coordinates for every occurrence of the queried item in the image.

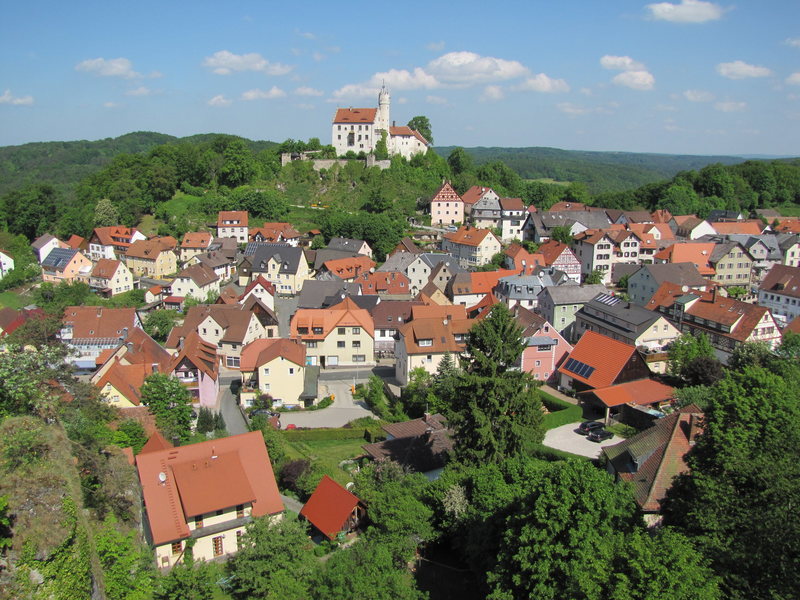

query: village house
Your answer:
[778,234,800,267]
[572,227,656,285]
[369,300,421,356]
[536,284,608,339]
[239,338,315,408]
[355,271,411,296]
[238,243,310,294]
[186,250,237,281]
[89,258,134,297]
[653,242,716,277]
[580,378,676,427]
[430,181,464,226]
[88,226,147,261]
[319,255,376,281]
[179,232,213,262]
[537,240,582,283]
[290,297,375,368]
[498,197,526,242]
[460,186,498,217]
[512,305,572,383]
[249,223,301,246]
[125,237,178,278]
[447,269,518,307]
[627,262,711,307]
[503,243,545,274]
[171,263,220,301]
[758,264,800,327]
[41,248,92,284]
[239,276,276,310]
[708,241,754,288]
[217,211,249,244]
[395,311,472,386]
[168,332,220,407]
[494,269,572,311]
[31,233,65,264]
[0,250,14,280]
[710,220,767,236]
[441,226,502,269]
[522,210,611,244]
[326,237,373,259]
[136,431,284,569]
[60,306,142,368]
[471,191,502,230]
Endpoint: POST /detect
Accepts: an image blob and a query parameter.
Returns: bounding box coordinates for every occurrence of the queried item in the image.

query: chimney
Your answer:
[178,336,185,350]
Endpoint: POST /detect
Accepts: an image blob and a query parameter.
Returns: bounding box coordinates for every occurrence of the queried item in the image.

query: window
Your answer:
[307,341,317,348]
[171,541,182,555]
[419,339,433,347]
[236,504,244,519]
[195,516,203,529]
[213,536,224,557]
[352,327,361,335]
[352,354,366,362]
[289,367,295,375]
[337,341,346,348]
[338,327,346,335]
[352,340,361,348]
[226,356,240,368]
[535,360,541,367]
[312,327,323,335]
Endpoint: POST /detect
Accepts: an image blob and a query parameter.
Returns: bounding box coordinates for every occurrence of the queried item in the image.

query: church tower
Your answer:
[376,84,390,134]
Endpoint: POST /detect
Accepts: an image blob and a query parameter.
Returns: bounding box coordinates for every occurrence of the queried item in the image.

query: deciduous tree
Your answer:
[140,373,193,443]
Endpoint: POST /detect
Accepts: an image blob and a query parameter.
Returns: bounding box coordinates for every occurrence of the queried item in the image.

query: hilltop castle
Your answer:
[331,85,429,159]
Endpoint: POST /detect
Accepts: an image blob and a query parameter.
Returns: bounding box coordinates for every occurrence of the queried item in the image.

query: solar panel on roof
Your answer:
[565,357,594,379]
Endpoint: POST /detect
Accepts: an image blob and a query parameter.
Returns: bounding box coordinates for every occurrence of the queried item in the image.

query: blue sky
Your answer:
[1,0,799,155]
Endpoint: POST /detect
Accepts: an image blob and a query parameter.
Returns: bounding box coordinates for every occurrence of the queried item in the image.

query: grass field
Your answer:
[777,205,800,217]
[527,178,571,186]
[284,437,367,486]
[0,288,34,309]
[286,205,324,233]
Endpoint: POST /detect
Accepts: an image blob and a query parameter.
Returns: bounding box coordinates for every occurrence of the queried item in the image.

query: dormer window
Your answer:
[419,339,433,347]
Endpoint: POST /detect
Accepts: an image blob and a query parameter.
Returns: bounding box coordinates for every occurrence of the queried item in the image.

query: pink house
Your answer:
[170,332,219,407]
[512,305,572,382]
[430,181,464,226]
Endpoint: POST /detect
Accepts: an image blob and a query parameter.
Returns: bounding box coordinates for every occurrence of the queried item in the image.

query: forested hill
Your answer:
[0,132,278,196]
[435,145,753,193]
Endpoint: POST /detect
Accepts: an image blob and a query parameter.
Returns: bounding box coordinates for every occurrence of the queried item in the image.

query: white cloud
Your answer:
[425,95,447,105]
[241,86,286,100]
[480,85,505,102]
[785,38,800,48]
[102,101,118,108]
[426,41,445,51]
[646,0,725,23]
[208,94,232,107]
[331,83,379,99]
[373,67,440,90]
[297,30,315,39]
[600,55,645,71]
[557,103,592,116]
[296,103,314,110]
[580,87,593,96]
[613,70,655,90]
[312,52,326,62]
[0,89,34,105]
[683,89,714,102]
[125,86,151,96]
[76,57,141,78]
[294,86,323,96]
[514,73,570,93]
[716,60,772,79]
[427,51,528,84]
[397,97,408,104]
[714,100,746,112]
[786,72,800,85]
[655,103,678,111]
[202,50,292,76]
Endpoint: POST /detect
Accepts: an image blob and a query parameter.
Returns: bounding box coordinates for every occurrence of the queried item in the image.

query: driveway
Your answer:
[280,376,377,429]
[274,295,299,338]
[543,422,620,459]
[218,372,249,436]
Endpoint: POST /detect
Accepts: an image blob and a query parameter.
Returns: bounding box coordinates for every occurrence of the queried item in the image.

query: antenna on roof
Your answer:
[158,472,167,484]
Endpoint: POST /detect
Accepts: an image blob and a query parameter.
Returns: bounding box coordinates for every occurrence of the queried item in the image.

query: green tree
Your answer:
[667,333,715,381]
[143,309,180,343]
[195,407,215,434]
[448,304,544,463]
[94,197,121,227]
[218,139,257,188]
[95,514,154,600]
[664,366,800,600]
[549,225,573,244]
[310,234,326,249]
[584,269,604,284]
[447,147,473,175]
[406,116,433,145]
[114,419,149,454]
[249,415,287,468]
[140,373,193,443]
[227,517,316,600]
[0,495,11,552]
[0,343,70,417]
[154,542,216,600]
[374,130,389,160]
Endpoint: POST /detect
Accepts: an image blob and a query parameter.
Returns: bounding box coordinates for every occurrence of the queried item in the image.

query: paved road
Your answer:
[280,494,303,514]
[543,422,620,459]
[218,373,249,435]
[274,295,299,338]
[280,378,377,429]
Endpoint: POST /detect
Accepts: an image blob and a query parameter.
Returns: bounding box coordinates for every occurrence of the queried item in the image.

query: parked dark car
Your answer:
[576,421,604,435]
[587,429,613,443]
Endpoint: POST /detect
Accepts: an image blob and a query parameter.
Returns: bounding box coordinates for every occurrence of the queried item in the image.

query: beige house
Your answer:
[290,298,375,367]
[89,258,134,297]
[430,182,464,226]
[395,316,472,386]
[238,244,310,294]
[217,211,249,244]
[709,242,753,288]
[41,248,92,284]
[179,232,213,262]
[240,338,310,408]
[441,226,502,269]
[171,263,220,300]
[125,237,178,278]
[136,431,284,569]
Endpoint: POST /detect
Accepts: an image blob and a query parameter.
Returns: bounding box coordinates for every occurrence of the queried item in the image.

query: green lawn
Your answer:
[285,205,323,233]
[284,437,367,486]
[777,205,800,217]
[0,289,33,309]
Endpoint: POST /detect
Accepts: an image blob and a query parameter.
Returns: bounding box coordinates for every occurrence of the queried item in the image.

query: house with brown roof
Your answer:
[441,226,502,269]
[369,299,422,355]
[503,243,545,275]
[89,226,147,261]
[355,271,411,296]
[60,306,142,366]
[536,240,581,283]
[395,313,473,385]
[460,186,498,216]
[171,264,220,301]
[647,283,782,358]
[573,226,657,284]
[557,331,651,393]
[389,125,429,159]
[390,237,422,257]
[671,216,715,240]
[166,298,278,369]
[136,431,284,569]
[447,269,518,307]
[217,211,249,244]
[179,232,213,262]
[239,338,314,408]
[710,220,767,236]
[249,223,301,247]
[758,264,800,326]
[319,255,376,281]
[579,378,676,425]
[603,405,702,525]
[653,242,716,276]
[125,237,178,278]
[290,297,375,368]
[239,275,276,310]
[170,332,219,407]
[430,181,464,226]
[299,476,365,540]
[362,413,453,480]
[186,250,236,281]
[512,305,573,383]
[41,248,92,284]
[89,258,134,297]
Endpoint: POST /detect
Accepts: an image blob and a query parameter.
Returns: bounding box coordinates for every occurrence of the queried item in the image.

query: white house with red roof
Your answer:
[217,211,249,244]
[430,181,464,226]
[331,85,428,158]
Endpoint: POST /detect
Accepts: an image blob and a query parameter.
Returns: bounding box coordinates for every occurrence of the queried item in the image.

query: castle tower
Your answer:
[376,84,390,134]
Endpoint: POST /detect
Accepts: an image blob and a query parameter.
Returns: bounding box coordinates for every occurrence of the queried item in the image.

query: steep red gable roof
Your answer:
[299,475,361,540]
[91,258,122,280]
[217,211,248,228]
[181,232,212,249]
[356,271,410,295]
[333,108,377,123]
[140,430,173,455]
[241,275,276,298]
[389,125,429,145]
[443,226,495,247]
[240,338,306,371]
[461,186,495,206]
[323,255,376,279]
[558,331,641,388]
[430,181,462,204]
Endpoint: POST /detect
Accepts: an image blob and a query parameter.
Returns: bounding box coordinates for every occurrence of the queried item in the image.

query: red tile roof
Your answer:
[91,258,122,280]
[66,234,85,249]
[62,306,138,340]
[558,331,643,388]
[170,331,219,381]
[217,210,249,228]
[299,475,362,540]
[126,237,177,260]
[499,197,524,211]
[587,379,675,408]
[356,271,410,295]
[443,226,496,248]
[389,125,429,145]
[136,432,283,545]
[92,226,141,248]
[240,338,306,371]
[430,181,462,205]
[241,275,276,298]
[710,220,765,235]
[333,108,377,123]
[323,255,376,280]
[759,264,800,299]
[181,232,212,249]
[654,243,716,276]
[460,186,495,206]
[291,297,375,339]
[140,430,173,454]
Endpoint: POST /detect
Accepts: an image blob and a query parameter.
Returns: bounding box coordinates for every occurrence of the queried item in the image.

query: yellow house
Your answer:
[125,237,178,278]
[89,258,134,297]
[237,244,311,294]
[240,338,312,407]
[290,298,375,367]
[136,431,284,569]
[441,226,503,269]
